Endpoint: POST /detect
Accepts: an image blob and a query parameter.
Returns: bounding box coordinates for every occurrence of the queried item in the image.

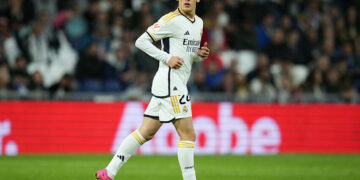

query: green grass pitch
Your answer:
[1,154,360,180]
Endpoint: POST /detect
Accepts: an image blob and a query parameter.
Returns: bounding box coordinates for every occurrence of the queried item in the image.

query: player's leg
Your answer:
[102,117,162,179]
[173,117,197,180]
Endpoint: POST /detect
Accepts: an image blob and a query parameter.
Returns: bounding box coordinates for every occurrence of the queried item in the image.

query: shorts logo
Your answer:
[183,105,188,113]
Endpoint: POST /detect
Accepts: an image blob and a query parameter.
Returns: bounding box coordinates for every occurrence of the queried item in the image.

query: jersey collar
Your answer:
[177,8,196,24]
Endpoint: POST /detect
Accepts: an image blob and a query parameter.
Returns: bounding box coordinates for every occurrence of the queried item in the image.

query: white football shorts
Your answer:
[144,95,192,123]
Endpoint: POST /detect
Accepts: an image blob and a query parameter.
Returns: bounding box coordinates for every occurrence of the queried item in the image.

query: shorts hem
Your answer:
[144,114,159,120]
[160,115,192,123]
[159,118,176,123]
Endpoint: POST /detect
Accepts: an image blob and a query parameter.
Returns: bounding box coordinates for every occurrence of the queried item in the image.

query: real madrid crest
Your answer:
[183,105,188,113]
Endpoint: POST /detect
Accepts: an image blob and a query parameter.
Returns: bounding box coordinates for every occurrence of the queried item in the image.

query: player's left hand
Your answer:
[197,42,210,59]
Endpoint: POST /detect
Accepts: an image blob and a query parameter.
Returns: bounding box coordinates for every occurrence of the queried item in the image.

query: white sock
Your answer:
[178,141,196,180]
[106,130,146,179]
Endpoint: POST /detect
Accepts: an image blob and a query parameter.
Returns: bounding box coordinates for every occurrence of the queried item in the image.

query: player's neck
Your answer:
[178,7,195,19]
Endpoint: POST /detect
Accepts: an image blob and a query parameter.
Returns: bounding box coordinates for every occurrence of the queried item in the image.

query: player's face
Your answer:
[178,0,199,14]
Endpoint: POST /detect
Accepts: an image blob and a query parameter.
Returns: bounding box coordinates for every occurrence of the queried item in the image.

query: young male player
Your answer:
[96,0,209,179]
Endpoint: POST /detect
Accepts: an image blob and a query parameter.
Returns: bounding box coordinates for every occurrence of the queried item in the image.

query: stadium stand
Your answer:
[0,0,359,102]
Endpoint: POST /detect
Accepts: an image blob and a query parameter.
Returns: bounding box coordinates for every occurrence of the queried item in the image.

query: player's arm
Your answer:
[135,20,184,69]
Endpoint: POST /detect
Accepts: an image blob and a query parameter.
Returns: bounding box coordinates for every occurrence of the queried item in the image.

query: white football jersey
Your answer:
[136,8,203,98]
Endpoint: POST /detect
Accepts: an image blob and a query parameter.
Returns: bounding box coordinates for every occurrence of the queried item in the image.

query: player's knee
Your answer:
[180,129,196,141]
[142,129,157,140]
[142,131,156,141]
[138,127,156,141]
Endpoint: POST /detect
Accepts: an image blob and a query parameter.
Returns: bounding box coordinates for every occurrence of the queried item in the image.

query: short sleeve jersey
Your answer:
[146,8,203,98]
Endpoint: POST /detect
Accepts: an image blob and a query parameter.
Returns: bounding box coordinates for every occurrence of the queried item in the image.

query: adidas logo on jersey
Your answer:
[184,31,190,35]
[173,86,178,91]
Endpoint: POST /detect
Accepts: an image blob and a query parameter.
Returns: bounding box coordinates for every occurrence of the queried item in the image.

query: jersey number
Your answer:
[179,95,191,105]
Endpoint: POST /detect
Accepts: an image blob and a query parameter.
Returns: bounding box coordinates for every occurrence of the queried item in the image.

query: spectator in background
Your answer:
[106,46,134,90]
[227,0,257,50]
[33,0,58,20]
[284,29,307,65]
[272,58,296,99]
[11,65,29,96]
[301,28,319,63]
[206,1,229,51]
[122,72,149,101]
[110,16,124,50]
[109,0,126,23]
[76,42,104,91]
[341,41,356,70]
[278,75,294,103]
[256,12,276,50]
[303,1,321,30]
[221,71,234,95]
[28,19,49,64]
[54,4,88,51]
[0,61,10,99]
[0,17,10,40]
[336,58,353,88]
[5,0,35,25]
[328,3,341,21]
[132,2,153,31]
[29,71,45,92]
[11,56,28,76]
[151,0,168,20]
[84,0,100,34]
[334,17,348,45]
[345,6,359,41]
[247,53,270,82]
[315,55,331,73]
[264,28,286,61]
[190,66,208,94]
[205,58,225,92]
[279,15,293,35]
[234,18,257,50]
[354,35,360,92]
[107,47,130,75]
[325,67,341,95]
[249,68,276,102]
[234,72,249,101]
[207,13,228,52]
[321,38,337,62]
[92,24,111,60]
[302,69,326,102]
[0,39,7,62]
[49,74,75,99]
[335,58,357,103]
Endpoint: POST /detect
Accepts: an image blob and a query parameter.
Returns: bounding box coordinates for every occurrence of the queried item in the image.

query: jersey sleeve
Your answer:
[135,33,172,64]
[145,18,173,42]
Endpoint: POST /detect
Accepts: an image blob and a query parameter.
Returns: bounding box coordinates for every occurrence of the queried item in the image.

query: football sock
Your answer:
[106,130,146,179]
[177,141,196,180]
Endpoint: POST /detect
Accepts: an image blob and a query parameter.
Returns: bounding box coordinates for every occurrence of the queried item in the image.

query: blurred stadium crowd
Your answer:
[0,0,359,102]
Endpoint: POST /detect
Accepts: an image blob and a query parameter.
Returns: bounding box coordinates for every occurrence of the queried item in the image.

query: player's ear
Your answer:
[197,0,200,3]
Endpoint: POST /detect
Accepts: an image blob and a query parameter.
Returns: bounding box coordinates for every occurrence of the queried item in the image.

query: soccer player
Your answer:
[96,0,209,179]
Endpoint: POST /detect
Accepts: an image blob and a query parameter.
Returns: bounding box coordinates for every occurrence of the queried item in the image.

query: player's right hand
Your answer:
[168,56,184,69]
